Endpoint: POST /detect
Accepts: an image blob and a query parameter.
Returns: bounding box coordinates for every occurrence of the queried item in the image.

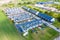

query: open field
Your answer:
[27,27,59,40]
[0,10,25,40]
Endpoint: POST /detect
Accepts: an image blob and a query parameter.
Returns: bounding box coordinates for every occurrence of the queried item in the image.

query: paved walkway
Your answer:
[54,36,60,40]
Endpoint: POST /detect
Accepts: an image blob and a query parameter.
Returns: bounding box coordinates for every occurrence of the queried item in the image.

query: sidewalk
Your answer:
[54,36,60,40]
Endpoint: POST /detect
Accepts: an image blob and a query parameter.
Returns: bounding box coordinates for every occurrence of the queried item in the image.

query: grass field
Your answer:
[27,27,59,40]
[0,10,25,40]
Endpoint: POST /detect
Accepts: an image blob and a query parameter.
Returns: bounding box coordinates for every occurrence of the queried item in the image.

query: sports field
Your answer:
[0,9,59,40]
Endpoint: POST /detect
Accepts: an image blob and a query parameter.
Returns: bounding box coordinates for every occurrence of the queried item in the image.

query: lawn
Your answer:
[53,20,60,28]
[26,27,59,40]
[0,10,25,40]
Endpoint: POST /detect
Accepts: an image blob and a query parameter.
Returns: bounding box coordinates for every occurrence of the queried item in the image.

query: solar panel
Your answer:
[5,8,34,22]
[22,6,55,22]
[15,18,42,32]
[4,7,43,33]
[38,13,53,22]
[16,24,23,32]
[29,9,37,14]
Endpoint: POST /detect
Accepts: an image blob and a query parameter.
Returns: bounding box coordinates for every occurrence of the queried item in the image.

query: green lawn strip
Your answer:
[53,20,60,28]
[51,4,60,10]
[27,5,48,13]
[38,28,52,40]
[47,28,59,40]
